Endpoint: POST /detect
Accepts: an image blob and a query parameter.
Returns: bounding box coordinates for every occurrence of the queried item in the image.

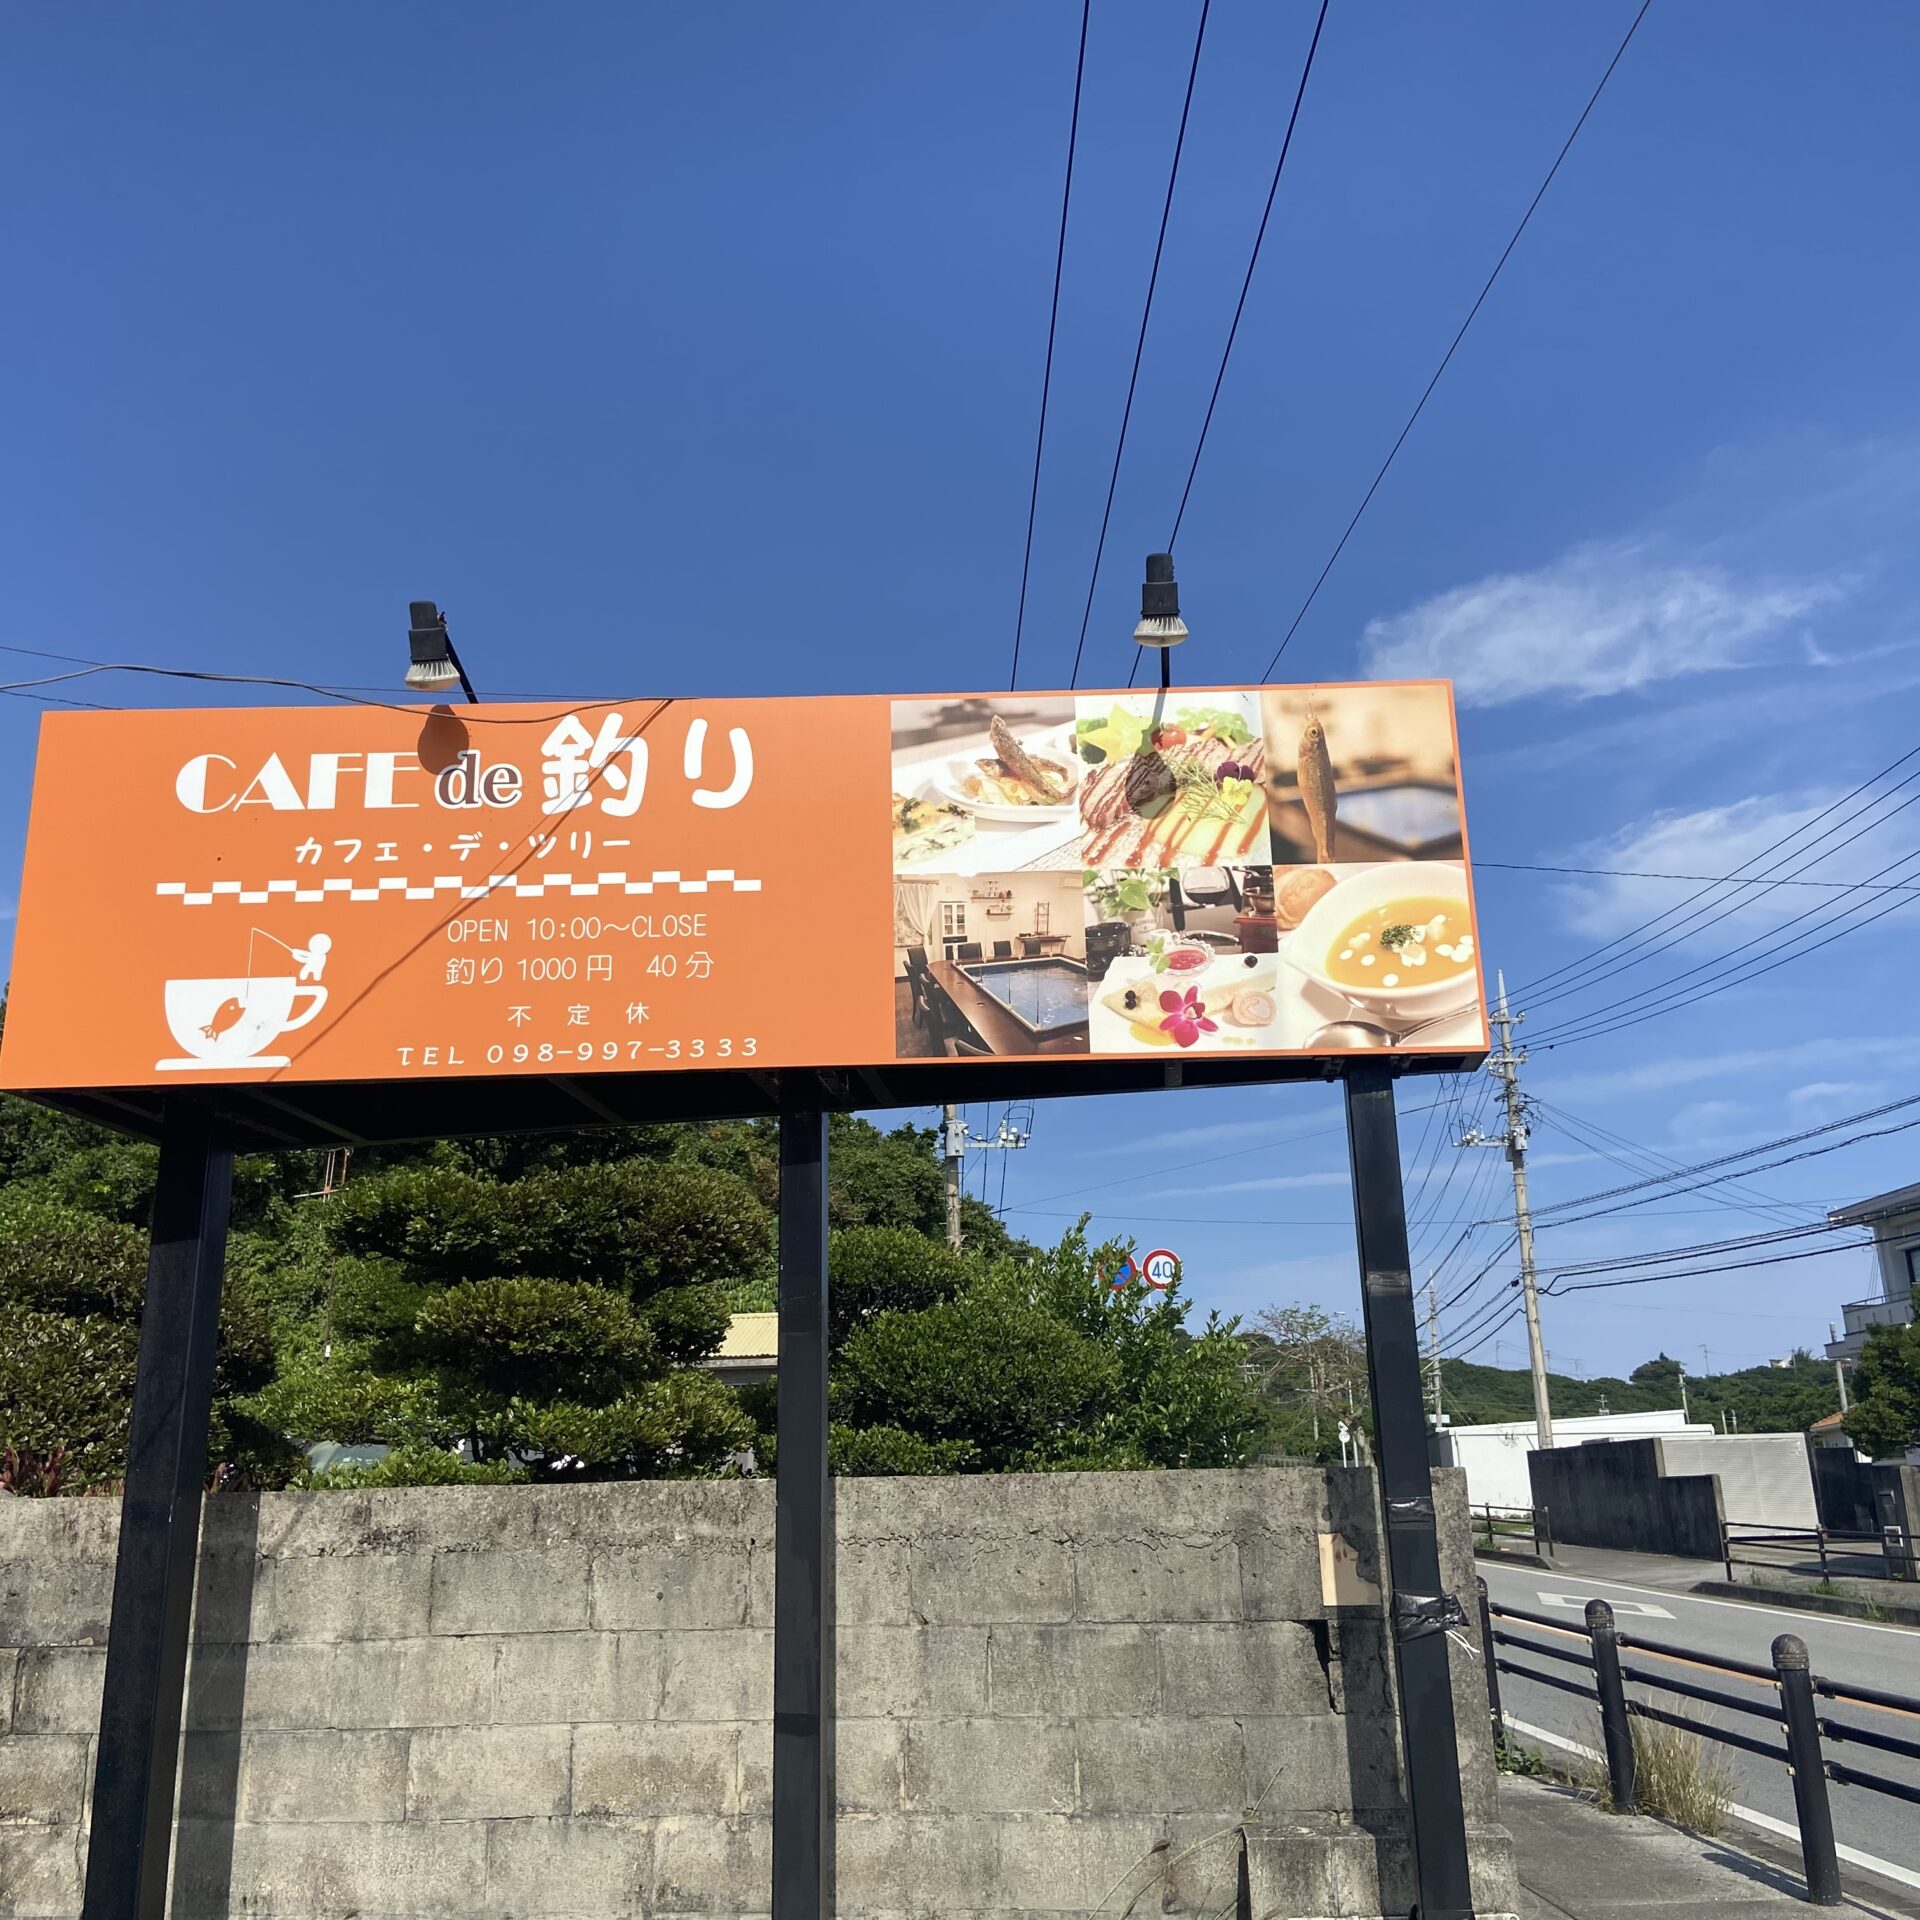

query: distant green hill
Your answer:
[1438,1349,1838,1437]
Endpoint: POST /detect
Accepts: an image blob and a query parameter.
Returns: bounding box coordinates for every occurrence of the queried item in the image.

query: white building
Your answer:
[1824,1180,1920,1365]
[1431,1408,1706,1514]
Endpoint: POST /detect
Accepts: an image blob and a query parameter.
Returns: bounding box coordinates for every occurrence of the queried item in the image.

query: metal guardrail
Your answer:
[1721,1520,1917,1585]
[1479,1580,1920,1906]
[1473,1502,1554,1558]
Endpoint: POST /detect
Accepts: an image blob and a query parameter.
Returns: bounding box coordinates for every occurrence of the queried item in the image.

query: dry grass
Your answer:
[1582,1709,1735,1837]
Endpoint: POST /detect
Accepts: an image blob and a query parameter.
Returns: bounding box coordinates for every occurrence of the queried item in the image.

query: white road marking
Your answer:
[1495,1571,1920,1640]
[1537,1591,1672,1617]
[1500,1715,1920,1894]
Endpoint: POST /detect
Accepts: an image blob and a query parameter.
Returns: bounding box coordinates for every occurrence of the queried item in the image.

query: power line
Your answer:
[1435,1229,1520,1322]
[1523,774,1920,1022]
[1450,1300,1528,1362]
[1548,1238,1869,1296]
[0,655,659,727]
[1477,857,1920,898]
[1066,0,1212,691]
[1398,1068,1458,1221]
[1534,841,1920,1049]
[1504,744,1920,1001]
[1009,0,1092,694]
[1530,1097,1817,1228]
[0,642,600,704]
[1124,0,1331,694]
[1541,1216,1868,1282]
[0,685,115,712]
[1530,1099,1920,1228]
[1407,1072,1495,1258]
[1002,1092,1451,1218]
[1258,0,1655,679]
[1442,1214,1880,1349]
[1006,1207,1363,1228]
[1165,0,1330,554]
[1412,1083,1506,1267]
[1443,1285,1525,1359]
[1529,1092,1920,1219]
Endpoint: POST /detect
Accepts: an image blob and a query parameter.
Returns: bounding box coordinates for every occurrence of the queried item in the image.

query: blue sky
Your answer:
[3,3,1917,1379]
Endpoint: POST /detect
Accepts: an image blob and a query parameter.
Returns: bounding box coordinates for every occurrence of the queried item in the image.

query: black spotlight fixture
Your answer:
[1132,552,1189,649]
[405,600,478,702]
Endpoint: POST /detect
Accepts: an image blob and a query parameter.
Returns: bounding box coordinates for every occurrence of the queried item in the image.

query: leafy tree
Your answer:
[248,1156,759,1481]
[1845,1322,1920,1461]
[822,1114,1020,1255]
[1,1050,1260,1491]
[835,1290,1119,1471]
[995,1230,1266,1469]
[0,1193,296,1488]
[827,1225,971,1348]
[1245,1304,1370,1462]
[828,1423,975,1476]
[825,1225,1265,1474]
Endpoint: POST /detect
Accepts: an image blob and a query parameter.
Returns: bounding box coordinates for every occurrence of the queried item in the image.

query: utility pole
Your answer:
[1835,1358,1849,1414]
[942,1104,963,1251]
[1464,971,1553,1449]
[1425,1279,1444,1427]
[940,1104,1031,1251]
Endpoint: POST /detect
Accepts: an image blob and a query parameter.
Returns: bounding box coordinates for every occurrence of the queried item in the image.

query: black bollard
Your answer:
[1586,1599,1636,1814]
[1774,1634,1841,1906]
[1478,1575,1504,1744]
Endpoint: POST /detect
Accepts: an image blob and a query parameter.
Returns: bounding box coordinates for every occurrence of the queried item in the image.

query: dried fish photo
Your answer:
[1260,683,1463,865]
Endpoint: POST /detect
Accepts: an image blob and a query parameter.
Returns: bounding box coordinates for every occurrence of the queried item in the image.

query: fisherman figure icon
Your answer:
[158,928,332,1071]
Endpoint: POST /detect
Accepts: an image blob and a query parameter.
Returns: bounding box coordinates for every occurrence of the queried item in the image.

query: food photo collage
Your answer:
[889,684,1486,1061]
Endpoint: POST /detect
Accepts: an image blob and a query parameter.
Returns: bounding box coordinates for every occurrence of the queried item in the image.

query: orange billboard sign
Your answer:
[0,683,1485,1092]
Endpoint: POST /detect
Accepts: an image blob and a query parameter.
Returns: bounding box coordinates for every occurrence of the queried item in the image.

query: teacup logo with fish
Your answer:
[157,928,332,1072]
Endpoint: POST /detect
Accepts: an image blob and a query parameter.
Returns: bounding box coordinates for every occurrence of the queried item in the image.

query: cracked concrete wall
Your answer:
[0,1467,1504,1918]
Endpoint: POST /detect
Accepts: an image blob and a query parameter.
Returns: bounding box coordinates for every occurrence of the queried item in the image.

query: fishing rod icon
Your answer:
[157,927,333,1072]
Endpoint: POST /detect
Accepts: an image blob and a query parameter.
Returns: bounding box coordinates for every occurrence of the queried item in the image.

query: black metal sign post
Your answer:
[1344,1062,1476,1920]
[772,1093,833,1918]
[82,1100,235,1920]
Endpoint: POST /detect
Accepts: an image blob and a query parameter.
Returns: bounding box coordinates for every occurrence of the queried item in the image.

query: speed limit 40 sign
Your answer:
[1139,1248,1179,1290]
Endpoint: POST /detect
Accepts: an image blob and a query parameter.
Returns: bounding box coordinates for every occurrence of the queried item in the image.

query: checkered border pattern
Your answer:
[154,871,762,906]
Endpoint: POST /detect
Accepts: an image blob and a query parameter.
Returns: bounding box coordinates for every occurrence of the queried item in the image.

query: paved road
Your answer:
[1477,1548,1920,1884]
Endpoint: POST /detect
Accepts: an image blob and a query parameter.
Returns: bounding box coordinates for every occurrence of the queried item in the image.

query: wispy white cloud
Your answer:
[1549,791,1920,941]
[1543,1034,1920,1101]
[1144,1169,1350,1200]
[1802,634,1919,670]
[1670,1099,1743,1142]
[1102,1114,1342,1156]
[1788,1080,1877,1110]
[1360,540,1845,707]
[1203,1252,1357,1319]
[1472,662,1920,781]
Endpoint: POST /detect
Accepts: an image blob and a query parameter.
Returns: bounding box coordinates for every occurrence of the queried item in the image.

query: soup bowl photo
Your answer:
[1284,863,1479,1025]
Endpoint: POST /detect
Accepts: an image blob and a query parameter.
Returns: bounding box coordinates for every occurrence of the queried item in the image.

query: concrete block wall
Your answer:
[0,1468,1512,1918]
[1527,1437,1727,1560]
[1653,1433,1817,1530]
